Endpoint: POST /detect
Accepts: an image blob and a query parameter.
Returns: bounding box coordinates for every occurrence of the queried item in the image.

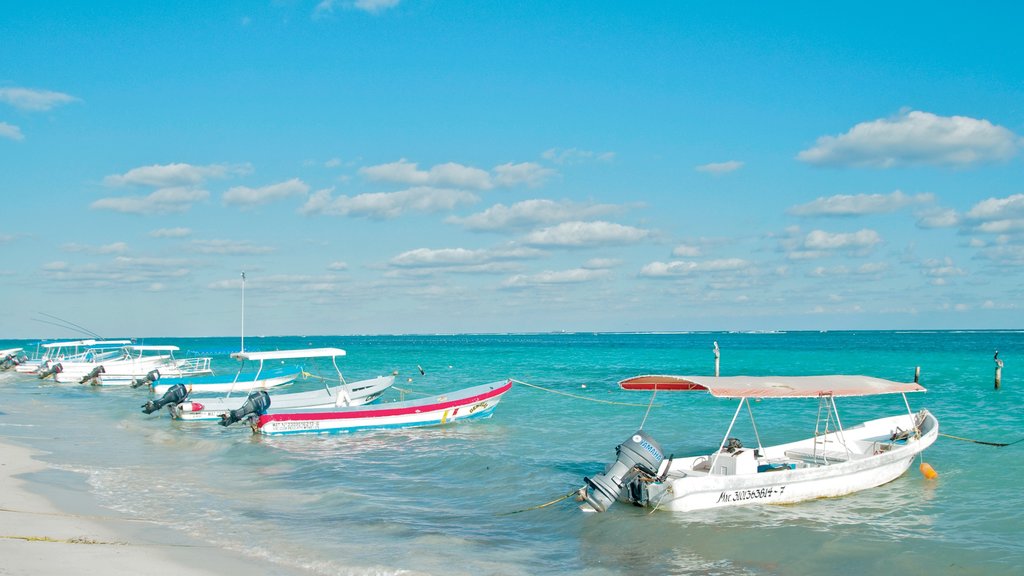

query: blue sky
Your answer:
[2,1,1023,338]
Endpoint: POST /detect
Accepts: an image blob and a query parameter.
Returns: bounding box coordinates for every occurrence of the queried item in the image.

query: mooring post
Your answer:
[714,341,720,377]
[914,366,920,384]
[995,351,1003,390]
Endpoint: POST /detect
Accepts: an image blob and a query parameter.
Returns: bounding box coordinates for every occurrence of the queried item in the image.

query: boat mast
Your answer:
[240,271,246,353]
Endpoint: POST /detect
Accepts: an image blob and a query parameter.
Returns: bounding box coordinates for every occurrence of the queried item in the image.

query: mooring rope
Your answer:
[510,379,658,407]
[938,432,1023,447]
[498,488,580,516]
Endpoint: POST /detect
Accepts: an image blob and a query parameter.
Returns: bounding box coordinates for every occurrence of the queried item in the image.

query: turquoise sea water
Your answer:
[1,331,1022,575]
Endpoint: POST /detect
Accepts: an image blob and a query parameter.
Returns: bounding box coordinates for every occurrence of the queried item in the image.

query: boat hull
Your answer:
[629,411,938,512]
[256,379,512,436]
[171,375,394,421]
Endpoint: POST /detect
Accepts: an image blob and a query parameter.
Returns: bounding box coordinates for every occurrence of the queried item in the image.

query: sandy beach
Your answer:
[0,439,289,576]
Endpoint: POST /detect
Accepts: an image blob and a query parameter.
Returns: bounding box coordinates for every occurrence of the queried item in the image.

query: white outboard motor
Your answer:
[220,391,271,427]
[141,383,188,414]
[582,430,665,513]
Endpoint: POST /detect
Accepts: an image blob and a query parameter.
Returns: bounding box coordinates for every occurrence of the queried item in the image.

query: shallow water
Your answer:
[1,331,1022,575]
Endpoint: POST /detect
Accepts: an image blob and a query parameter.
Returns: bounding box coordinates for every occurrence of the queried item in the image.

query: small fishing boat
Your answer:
[580,374,938,513]
[252,379,513,436]
[141,348,394,422]
[54,344,212,385]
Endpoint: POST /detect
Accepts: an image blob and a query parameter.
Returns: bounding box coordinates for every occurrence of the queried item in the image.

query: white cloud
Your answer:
[0,87,78,111]
[389,246,540,268]
[965,194,1024,220]
[327,261,348,271]
[695,160,743,174]
[639,258,751,278]
[447,199,620,232]
[541,148,616,165]
[103,162,247,188]
[916,208,961,229]
[150,227,192,238]
[522,221,650,248]
[91,187,210,215]
[359,158,553,191]
[301,186,478,219]
[355,0,400,13]
[672,244,702,257]
[797,110,1019,168]
[789,190,933,217]
[61,242,128,254]
[502,268,609,288]
[187,239,275,255]
[360,159,492,190]
[0,122,24,141]
[804,229,881,250]
[223,178,309,207]
[492,162,555,188]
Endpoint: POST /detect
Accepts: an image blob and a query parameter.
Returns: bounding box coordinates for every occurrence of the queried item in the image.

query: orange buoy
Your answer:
[919,462,938,479]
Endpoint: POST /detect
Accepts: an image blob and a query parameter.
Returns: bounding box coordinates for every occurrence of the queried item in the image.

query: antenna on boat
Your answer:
[240,271,246,353]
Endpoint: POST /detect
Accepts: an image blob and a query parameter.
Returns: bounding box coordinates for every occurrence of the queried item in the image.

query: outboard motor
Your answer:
[581,430,665,513]
[79,365,105,385]
[219,391,271,427]
[130,369,161,389]
[0,353,13,370]
[141,383,189,414]
[38,361,63,379]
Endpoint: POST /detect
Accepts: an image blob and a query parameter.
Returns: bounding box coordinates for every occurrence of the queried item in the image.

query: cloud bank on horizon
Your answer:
[1,2,1022,337]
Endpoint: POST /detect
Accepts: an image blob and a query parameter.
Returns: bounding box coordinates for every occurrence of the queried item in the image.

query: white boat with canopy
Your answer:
[580,374,938,513]
[18,339,132,375]
[141,347,394,424]
[53,344,212,385]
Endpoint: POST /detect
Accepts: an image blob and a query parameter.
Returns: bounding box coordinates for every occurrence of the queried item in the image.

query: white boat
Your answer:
[17,339,132,375]
[141,348,394,423]
[580,374,938,513]
[1,348,24,371]
[253,379,513,436]
[53,344,212,385]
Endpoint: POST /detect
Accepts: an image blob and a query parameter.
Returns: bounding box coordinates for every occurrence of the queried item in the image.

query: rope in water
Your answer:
[938,432,1024,447]
[510,379,659,407]
[498,488,580,516]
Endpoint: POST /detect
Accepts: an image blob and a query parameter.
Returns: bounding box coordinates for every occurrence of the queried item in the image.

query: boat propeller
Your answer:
[130,369,161,388]
[79,365,105,384]
[38,361,63,379]
[219,391,271,427]
[581,430,666,513]
[141,383,188,414]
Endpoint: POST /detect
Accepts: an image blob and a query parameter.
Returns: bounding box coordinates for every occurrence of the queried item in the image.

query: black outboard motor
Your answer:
[38,361,63,379]
[79,365,105,384]
[581,430,665,513]
[130,369,161,389]
[219,391,271,427]
[141,383,188,414]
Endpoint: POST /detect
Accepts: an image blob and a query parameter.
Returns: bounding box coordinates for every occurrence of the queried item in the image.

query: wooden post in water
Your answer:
[714,341,720,377]
[914,366,920,384]
[995,351,1003,390]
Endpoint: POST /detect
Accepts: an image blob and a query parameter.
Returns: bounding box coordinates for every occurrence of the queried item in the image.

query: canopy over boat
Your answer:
[127,345,180,352]
[230,348,346,361]
[619,374,925,398]
[42,339,132,349]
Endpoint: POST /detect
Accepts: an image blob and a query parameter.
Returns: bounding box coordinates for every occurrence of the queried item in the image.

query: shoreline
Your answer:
[0,437,298,576]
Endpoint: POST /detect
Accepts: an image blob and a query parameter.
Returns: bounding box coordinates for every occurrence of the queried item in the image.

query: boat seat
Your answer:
[783,448,852,463]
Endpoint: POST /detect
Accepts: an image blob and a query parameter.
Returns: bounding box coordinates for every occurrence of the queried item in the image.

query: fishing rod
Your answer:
[35,312,102,338]
[32,317,101,339]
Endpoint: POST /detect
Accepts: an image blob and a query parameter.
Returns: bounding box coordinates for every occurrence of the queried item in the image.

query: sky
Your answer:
[2,1,1023,338]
